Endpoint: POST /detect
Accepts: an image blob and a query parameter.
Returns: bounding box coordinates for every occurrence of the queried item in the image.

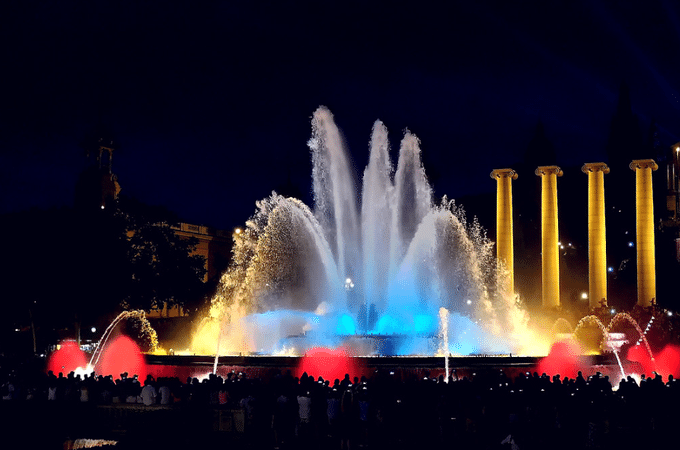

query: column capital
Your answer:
[490,168,518,180]
[629,159,658,171]
[581,162,610,174]
[535,165,563,177]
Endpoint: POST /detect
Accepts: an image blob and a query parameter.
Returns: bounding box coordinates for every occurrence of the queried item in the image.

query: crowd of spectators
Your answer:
[2,364,679,449]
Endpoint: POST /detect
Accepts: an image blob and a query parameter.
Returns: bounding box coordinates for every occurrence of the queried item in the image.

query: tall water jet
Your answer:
[311,108,361,317]
[582,163,610,309]
[536,166,563,309]
[205,107,536,356]
[438,307,450,381]
[630,159,658,307]
[361,120,394,328]
[89,310,157,369]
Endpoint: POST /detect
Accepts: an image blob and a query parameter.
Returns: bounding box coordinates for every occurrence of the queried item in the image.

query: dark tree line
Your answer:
[0,196,207,355]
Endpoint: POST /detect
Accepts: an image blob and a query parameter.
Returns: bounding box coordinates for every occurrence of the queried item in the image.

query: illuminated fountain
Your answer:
[47,310,156,379]
[195,107,542,357]
[438,307,450,381]
[89,310,157,369]
[540,312,658,381]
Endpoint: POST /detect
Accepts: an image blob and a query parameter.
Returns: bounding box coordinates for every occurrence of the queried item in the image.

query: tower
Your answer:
[75,137,121,211]
[665,142,680,262]
[665,142,680,224]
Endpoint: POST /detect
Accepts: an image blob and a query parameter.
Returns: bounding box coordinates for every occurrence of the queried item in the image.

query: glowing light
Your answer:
[537,340,583,379]
[47,341,88,375]
[414,314,434,333]
[297,347,361,382]
[374,315,407,334]
[608,267,614,273]
[610,308,616,314]
[96,335,147,380]
[581,292,588,300]
[336,314,356,335]
[628,241,634,247]
[189,107,546,357]
[91,327,97,333]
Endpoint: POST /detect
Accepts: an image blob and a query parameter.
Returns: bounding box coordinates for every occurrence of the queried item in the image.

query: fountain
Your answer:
[41,110,680,382]
[539,313,661,382]
[194,107,543,357]
[47,310,157,379]
[438,307,450,381]
[89,310,157,369]
[44,109,679,383]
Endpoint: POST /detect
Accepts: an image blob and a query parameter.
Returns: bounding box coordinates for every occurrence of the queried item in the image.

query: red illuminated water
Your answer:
[95,335,147,380]
[628,343,680,378]
[297,347,363,381]
[654,345,680,377]
[537,340,584,379]
[46,341,88,376]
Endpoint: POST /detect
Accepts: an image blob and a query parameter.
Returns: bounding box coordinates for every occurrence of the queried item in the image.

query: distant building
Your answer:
[75,136,232,318]
[146,222,232,318]
[661,141,680,261]
[74,138,121,211]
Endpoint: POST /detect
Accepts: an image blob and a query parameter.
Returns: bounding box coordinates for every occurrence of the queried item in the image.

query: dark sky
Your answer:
[2,0,679,230]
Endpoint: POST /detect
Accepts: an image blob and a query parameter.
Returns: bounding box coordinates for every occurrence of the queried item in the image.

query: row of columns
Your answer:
[491,159,658,310]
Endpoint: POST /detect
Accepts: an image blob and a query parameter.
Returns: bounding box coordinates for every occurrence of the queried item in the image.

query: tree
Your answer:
[0,206,130,351]
[119,196,207,314]
[0,195,208,354]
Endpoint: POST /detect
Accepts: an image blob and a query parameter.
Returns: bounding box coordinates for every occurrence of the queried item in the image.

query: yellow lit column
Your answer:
[535,166,563,309]
[490,169,518,295]
[582,163,610,309]
[630,159,658,307]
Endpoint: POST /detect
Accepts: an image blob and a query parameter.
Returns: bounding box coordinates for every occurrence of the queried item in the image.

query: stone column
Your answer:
[582,163,610,309]
[535,166,563,309]
[630,159,658,307]
[490,169,518,295]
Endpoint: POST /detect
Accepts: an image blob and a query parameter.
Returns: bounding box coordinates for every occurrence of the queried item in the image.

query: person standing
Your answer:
[140,379,157,406]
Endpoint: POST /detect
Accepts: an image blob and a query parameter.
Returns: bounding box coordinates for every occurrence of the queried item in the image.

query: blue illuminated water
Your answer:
[214,107,524,356]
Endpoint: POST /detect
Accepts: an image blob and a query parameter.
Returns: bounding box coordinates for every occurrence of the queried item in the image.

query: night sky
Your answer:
[2,1,679,231]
